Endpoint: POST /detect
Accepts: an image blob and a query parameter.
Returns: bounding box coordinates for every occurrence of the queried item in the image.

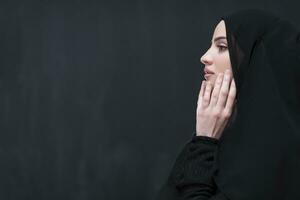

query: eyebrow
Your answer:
[211,36,227,44]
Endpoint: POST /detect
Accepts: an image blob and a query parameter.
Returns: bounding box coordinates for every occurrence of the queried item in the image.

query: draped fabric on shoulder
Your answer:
[213,9,300,200]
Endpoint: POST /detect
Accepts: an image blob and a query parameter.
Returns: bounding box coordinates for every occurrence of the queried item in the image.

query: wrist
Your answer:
[192,132,220,144]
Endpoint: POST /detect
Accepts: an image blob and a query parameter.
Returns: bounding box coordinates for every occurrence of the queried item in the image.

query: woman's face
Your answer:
[200,20,233,86]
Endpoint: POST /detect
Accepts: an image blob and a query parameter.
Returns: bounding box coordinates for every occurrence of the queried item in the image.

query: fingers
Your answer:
[197,81,206,107]
[202,81,213,107]
[199,80,206,98]
[216,69,232,108]
[224,78,237,113]
[210,73,224,106]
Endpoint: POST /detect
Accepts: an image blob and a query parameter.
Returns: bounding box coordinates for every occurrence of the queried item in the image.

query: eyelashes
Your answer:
[218,45,228,52]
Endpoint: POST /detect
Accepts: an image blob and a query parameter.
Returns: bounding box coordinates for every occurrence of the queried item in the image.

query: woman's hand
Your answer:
[196,69,237,139]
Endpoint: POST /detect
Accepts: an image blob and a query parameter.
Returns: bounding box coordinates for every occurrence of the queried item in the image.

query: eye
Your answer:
[218,45,227,52]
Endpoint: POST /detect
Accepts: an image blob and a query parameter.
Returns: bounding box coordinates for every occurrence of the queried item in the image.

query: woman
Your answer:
[155,9,300,200]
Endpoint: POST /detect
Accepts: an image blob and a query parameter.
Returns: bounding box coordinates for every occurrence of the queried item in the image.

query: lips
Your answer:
[204,74,212,80]
[203,67,214,80]
[204,67,214,75]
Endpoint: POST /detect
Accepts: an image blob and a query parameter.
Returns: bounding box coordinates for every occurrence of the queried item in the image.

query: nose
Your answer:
[200,51,213,66]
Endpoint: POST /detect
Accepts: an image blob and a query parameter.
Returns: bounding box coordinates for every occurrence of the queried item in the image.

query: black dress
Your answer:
[156,8,300,200]
[154,134,229,200]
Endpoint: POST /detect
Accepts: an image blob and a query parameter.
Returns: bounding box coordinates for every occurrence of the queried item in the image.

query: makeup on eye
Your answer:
[212,39,228,52]
[211,36,227,44]
[217,45,228,52]
[214,41,228,52]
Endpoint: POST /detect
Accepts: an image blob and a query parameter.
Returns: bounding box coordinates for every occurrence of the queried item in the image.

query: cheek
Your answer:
[223,53,231,69]
[215,53,231,73]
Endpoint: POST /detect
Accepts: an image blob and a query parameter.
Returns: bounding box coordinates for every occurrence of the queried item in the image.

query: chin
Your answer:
[206,74,217,86]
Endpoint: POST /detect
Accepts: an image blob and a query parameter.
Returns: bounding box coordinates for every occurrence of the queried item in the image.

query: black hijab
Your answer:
[212,9,300,200]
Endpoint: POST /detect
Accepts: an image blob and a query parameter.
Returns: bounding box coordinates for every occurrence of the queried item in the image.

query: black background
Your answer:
[0,1,299,199]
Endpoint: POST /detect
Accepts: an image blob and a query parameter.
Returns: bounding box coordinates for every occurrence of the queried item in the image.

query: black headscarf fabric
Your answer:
[212,9,300,200]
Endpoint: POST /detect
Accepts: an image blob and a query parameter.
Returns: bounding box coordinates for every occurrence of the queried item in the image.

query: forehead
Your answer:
[213,20,226,37]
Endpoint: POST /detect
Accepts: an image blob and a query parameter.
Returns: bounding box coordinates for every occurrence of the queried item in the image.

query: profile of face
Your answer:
[200,20,233,86]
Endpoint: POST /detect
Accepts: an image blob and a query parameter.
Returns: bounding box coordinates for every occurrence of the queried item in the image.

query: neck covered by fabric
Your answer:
[213,9,300,200]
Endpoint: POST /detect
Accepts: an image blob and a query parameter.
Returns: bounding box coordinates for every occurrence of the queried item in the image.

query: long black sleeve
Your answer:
[155,134,230,200]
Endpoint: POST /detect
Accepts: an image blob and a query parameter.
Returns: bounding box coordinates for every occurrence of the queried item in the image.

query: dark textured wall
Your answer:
[0,1,299,199]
